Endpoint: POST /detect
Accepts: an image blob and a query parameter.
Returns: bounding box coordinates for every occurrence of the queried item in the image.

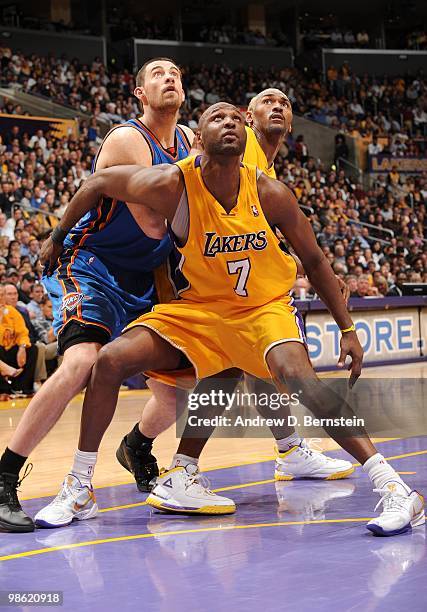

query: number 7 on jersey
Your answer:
[227,258,251,297]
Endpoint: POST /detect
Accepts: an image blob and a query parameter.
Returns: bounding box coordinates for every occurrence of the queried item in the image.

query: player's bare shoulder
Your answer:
[96,124,153,169]
[256,172,298,224]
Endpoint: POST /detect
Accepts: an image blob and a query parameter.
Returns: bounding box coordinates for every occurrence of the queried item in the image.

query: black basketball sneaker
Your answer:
[116,437,159,493]
[0,469,35,533]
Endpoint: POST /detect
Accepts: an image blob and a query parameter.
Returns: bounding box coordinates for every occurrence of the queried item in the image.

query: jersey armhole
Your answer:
[170,182,189,248]
[177,125,193,152]
[92,123,154,172]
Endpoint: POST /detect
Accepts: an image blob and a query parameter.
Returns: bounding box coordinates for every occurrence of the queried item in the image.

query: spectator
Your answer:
[291,277,312,300]
[334,134,349,165]
[346,275,358,297]
[27,283,45,321]
[294,135,308,164]
[374,275,389,296]
[17,274,35,305]
[32,296,59,385]
[386,272,407,296]
[0,284,37,396]
[355,275,370,297]
[368,135,383,156]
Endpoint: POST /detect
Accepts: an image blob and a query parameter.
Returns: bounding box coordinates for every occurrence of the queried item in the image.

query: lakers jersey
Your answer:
[243,126,276,179]
[173,155,296,309]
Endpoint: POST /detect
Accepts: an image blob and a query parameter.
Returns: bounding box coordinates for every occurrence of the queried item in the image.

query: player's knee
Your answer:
[268,346,314,389]
[95,344,127,380]
[62,345,99,382]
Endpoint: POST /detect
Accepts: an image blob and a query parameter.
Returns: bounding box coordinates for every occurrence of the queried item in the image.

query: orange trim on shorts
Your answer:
[56,254,68,324]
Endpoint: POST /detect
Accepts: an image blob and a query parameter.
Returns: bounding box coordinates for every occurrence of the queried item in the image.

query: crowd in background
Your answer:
[0,46,425,394]
[2,46,426,150]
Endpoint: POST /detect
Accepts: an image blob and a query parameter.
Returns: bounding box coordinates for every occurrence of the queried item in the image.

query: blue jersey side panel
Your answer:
[63,120,191,272]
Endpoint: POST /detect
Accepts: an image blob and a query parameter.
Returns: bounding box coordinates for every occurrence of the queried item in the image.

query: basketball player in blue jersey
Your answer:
[0,58,194,532]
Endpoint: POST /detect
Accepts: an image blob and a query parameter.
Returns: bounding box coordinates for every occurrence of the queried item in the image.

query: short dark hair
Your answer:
[135,57,180,87]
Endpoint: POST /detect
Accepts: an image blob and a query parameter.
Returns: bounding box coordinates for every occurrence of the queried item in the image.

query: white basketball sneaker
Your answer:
[146,464,236,515]
[275,440,354,481]
[367,482,425,536]
[34,474,98,528]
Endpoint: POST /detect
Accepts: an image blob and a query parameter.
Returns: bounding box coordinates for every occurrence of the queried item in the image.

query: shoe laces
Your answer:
[52,476,82,506]
[300,439,339,463]
[184,467,214,496]
[294,440,318,459]
[373,488,409,514]
[5,463,33,510]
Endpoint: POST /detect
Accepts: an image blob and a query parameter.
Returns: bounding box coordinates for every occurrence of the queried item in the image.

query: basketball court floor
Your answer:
[0,362,426,611]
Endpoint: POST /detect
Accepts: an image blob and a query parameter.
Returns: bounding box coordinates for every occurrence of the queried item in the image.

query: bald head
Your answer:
[197,102,246,157]
[247,88,292,137]
[248,88,290,113]
[199,102,244,130]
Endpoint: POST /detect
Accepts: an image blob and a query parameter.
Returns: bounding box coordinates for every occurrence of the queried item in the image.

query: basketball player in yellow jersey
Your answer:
[41,102,424,536]
[243,88,286,178]
[147,87,353,495]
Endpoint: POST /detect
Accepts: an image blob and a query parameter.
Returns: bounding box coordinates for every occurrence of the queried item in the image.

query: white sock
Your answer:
[276,433,302,452]
[170,453,199,470]
[71,449,97,487]
[363,453,410,495]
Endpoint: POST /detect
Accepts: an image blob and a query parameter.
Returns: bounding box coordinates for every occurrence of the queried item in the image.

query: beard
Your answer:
[149,92,182,114]
[208,139,245,157]
[266,122,288,136]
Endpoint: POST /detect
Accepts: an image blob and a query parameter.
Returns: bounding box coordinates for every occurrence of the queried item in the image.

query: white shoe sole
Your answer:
[274,466,355,481]
[35,503,99,529]
[146,493,236,515]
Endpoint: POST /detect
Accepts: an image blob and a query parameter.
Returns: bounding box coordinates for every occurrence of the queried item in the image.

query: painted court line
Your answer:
[2,447,425,563]
[98,478,276,514]
[0,518,372,562]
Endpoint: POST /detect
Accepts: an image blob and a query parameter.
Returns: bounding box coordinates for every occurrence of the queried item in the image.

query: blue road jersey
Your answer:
[45,119,191,342]
[63,120,191,271]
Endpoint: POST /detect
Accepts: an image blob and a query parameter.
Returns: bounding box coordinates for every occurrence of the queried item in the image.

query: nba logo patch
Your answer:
[61,292,85,312]
[251,205,259,217]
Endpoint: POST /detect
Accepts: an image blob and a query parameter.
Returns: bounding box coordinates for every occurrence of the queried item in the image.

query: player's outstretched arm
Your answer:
[258,175,363,386]
[40,164,184,274]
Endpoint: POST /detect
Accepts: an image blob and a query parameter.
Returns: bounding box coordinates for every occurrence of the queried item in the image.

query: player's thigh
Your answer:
[99,327,183,377]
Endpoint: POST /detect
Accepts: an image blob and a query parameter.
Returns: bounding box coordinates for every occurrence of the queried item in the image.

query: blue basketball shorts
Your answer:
[43,248,157,351]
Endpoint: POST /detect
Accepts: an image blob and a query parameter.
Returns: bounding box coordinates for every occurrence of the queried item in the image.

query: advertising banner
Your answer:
[0,113,78,140]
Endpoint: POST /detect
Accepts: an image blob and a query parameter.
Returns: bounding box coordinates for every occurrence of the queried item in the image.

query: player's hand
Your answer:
[336,276,350,305]
[338,331,363,388]
[17,346,27,368]
[40,236,63,276]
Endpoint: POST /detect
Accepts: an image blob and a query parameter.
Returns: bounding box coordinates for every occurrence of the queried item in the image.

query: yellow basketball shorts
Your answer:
[124,297,306,381]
